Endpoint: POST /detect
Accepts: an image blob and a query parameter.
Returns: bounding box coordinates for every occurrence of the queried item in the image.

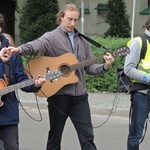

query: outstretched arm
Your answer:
[7,46,22,55]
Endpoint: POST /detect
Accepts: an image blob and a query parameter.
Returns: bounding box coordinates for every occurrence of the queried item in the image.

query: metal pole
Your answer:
[81,0,84,34]
[131,0,136,39]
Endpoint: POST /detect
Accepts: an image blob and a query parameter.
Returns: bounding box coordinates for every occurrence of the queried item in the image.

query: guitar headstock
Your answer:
[45,71,63,81]
[113,46,130,57]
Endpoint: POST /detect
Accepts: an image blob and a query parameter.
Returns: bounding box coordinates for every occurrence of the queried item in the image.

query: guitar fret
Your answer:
[0,89,7,95]
[7,87,12,93]
[0,87,11,95]
[9,86,15,92]
[0,79,36,96]
[18,79,36,88]
[71,56,103,71]
[0,71,62,104]
[70,46,130,71]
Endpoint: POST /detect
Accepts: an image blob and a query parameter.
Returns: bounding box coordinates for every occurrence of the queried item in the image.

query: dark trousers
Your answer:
[0,124,19,150]
[46,94,97,150]
[127,92,149,150]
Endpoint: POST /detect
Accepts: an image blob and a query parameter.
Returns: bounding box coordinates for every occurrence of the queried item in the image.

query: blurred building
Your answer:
[15,0,150,45]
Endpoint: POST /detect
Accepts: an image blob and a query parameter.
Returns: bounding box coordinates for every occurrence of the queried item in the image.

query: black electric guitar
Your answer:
[25,46,130,98]
[0,70,62,107]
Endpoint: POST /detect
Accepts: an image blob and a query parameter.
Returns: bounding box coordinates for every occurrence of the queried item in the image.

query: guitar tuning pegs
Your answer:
[46,67,51,73]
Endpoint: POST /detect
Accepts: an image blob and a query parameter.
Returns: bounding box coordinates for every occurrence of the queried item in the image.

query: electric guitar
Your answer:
[26,46,130,98]
[0,71,62,107]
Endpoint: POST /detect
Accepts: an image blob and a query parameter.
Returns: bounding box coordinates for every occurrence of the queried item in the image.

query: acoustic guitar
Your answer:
[0,71,62,107]
[26,46,130,98]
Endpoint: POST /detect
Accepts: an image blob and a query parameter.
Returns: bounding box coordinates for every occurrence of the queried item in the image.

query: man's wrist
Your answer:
[103,64,109,71]
[17,47,22,54]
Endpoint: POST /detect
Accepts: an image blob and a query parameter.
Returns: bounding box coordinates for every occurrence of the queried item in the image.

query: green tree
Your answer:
[19,0,59,67]
[104,0,131,38]
[19,0,58,43]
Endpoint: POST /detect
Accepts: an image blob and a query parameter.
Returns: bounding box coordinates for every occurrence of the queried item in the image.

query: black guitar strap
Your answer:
[78,33,108,52]
[140,33,150,60]
[4,60,10,85]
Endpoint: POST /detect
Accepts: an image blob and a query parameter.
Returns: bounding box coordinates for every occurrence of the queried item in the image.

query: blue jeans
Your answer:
[127,92,149,150]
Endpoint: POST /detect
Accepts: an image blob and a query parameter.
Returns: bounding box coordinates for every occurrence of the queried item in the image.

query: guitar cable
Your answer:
[21,61,122,128]
[93,92,121,129]
[16,89,43,122]
[37,88,120,128]
[15,58,43,122]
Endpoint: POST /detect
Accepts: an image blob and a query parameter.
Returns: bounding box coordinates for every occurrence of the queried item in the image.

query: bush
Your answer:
[85,36,130,92]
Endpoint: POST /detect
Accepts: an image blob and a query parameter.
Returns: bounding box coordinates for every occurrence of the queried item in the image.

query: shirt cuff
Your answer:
[103,64,109,71]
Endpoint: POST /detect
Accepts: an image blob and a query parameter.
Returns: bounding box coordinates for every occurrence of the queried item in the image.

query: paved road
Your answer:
[17,90,131,117]
[14,90,150,149]
[19,108,150,150]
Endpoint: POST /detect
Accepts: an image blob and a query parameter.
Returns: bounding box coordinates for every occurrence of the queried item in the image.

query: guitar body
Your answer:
[0,79,7,107]
[25,47,130,98]
[26,53,79,97]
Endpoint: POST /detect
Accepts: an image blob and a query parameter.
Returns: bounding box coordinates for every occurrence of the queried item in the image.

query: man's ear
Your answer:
[0,27,2,33]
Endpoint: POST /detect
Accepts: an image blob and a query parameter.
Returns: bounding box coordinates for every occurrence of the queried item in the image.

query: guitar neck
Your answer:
[70,55,103,71]
[69,46,129,71]
[0,77,41,96]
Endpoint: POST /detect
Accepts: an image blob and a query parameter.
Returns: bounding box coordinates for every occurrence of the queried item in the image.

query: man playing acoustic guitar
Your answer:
[8,3,114,150]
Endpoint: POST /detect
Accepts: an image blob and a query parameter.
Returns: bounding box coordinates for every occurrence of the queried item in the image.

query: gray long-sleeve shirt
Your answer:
[19,25,108,96]
[124,29,150,93]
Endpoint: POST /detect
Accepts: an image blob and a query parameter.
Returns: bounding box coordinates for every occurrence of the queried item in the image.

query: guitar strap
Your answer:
[78,33,108,52]
[4,60,10,85]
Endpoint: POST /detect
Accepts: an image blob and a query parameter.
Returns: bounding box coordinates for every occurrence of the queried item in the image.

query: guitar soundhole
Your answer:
[60,65,71,76]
